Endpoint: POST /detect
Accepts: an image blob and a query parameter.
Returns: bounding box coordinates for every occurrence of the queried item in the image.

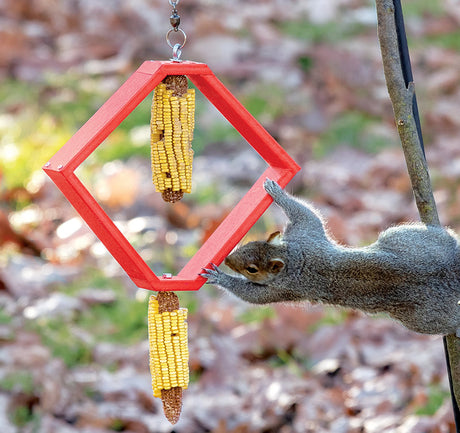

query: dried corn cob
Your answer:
[148,291,189,424]
[151,75,195,203]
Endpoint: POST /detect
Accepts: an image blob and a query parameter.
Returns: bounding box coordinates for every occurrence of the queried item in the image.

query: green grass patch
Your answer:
[415,385,449,416]
[424,30,460,51]
[240,84,287,122]
[402,0,444,18]
[11,405,39,428]
[31,293,148,368]
[308,306,350,332]
[297,55,314,73]
[57,267,126,296]
[0,372,40,427]
[0,111,73,191]
[313,112,391,157]
[177,290,200,314]
[0,309,12,325]
[277,20,367,44]
[109,419,126,431]
[90,96,152,163]
[29,269,149,367]
[41,72,109,129]
[189,181,222,205]
[237,306,276,324]
[78,296,148,345]
[0,75,152,193]
[0,79,41,117]
[268,349,310,376]
[0,370,35,394]
[0,76,108,192]
[34,318,93,367]
[193,118,241,151]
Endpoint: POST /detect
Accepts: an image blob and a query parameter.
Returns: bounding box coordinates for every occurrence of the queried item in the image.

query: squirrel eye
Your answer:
[246,265,258,274]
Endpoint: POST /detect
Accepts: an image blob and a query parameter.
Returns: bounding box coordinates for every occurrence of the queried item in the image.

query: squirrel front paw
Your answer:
[264,178,284,198]
[200,263,226,285]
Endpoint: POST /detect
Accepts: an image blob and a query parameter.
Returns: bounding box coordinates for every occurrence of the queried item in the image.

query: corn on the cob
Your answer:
[148,292,189,424]
[151,75,195,203]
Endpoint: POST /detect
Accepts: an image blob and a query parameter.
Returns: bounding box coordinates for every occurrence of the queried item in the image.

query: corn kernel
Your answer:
[151,78,195,202]
[148,296,189,399]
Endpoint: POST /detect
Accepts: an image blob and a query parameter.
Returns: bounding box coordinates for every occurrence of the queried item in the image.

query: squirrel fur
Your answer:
[201,179,460,336]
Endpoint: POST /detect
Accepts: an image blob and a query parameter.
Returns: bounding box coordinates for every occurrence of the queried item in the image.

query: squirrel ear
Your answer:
[267,231,281,244]
[268,258,285,274]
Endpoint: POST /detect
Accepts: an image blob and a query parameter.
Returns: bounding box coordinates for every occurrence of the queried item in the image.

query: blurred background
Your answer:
[1,0,460,431]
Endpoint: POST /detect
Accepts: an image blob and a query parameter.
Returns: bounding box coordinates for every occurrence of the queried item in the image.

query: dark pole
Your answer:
[391,0,459,429]
[392,0,424,154]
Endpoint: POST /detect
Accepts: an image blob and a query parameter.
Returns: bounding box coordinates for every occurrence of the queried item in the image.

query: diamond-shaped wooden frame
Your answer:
[43,61,300,291]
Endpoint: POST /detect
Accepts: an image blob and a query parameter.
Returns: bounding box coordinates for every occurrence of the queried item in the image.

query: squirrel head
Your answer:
[224,231,286,284]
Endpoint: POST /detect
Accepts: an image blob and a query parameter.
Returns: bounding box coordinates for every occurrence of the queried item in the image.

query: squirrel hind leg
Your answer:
[456,328,460,338]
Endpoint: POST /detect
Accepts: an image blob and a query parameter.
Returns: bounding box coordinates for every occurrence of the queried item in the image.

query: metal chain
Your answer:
[166,0,187,61]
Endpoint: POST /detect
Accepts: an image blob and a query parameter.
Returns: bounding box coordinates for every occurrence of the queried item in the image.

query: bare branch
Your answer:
[376,0,440,226]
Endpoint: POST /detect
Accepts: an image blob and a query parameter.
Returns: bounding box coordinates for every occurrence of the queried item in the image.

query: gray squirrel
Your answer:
[201,179,460,336]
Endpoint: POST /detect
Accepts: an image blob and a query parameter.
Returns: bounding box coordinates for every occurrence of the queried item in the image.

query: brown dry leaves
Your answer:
[2,0,460,431]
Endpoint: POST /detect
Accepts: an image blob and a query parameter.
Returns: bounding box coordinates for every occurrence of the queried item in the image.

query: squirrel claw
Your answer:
[264,178,283,198]
[199,263,221,284]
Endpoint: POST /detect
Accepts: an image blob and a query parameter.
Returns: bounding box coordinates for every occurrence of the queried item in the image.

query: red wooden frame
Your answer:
[43,61,300,291]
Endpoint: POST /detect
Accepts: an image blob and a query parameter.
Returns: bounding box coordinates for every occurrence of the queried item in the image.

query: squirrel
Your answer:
[201,179,460,336]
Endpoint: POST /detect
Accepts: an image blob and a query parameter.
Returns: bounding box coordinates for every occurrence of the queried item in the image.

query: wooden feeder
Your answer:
[43,61,300,292]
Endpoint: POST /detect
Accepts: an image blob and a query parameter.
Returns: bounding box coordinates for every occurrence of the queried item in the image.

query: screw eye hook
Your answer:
[171,43,182,62]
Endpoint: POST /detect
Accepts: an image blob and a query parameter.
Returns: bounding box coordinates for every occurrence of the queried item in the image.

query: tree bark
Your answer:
[376,0,439,226]
[375,0,460,416]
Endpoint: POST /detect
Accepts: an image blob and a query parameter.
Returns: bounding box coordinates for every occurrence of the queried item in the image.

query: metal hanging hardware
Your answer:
[166,0,187,61]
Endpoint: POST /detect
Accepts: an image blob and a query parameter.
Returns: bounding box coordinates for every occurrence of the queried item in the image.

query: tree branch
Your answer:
[376,0,439,226]
[375,0,460,417]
